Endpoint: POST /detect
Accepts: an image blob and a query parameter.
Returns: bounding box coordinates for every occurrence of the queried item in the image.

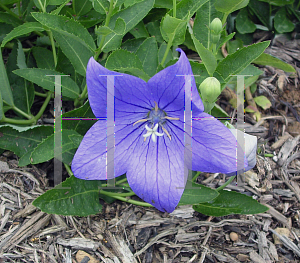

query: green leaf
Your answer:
[215,41,270,82]
[254,95,271,110]
[62,100,96,136]
[129,21,149,38]
[0,125,53,166]
[158,42,172,67]
[96,17,126,51]
[135,37,158,77]
[74,0,92,16]
[7,42,34,115]
[30,129,81,165]
[160,14,187,46]
[16,41,27,69]
[258,0,294,6]
[34,0,50,11]
[1,22,45,48]
[169,0,210,20]
[13,68,80,99]
[211,104,229,119]
[179,182,219,205]
[32,12,96,50]
[191,35,217,76]
[253,53,296,73]
[193,190,268,216]
[32,47,55,70]
[215,0,249,14]
[190,61,209,85]
[193,0,221,49]
[236,8,256,34]
[33,175,103,216]
[101,0,155,52]
[52,31,93,76]
[90,0,109,14]
[0,12,22,27]
[105,49,150,81]
[0,51,13,106]
[121,38,145,52]
[217,32,235,51]
[274,8,294,33]
[248,0,271,29]
[146,21,164,43]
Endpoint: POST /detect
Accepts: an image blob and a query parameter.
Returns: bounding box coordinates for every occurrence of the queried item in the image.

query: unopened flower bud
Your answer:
[210,18,223,34]
[199,77,221,103]
[210,18,222,44]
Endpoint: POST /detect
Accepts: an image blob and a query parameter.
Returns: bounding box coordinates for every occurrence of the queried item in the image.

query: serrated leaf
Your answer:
[274,8,294,33]
[105,49,150,81]
[0,125,53,166]
[32,175,103,216]
[51,31,93,76]
[96,18,126,50]
[121,38,145,53]
[32,12,96,50]
[191,35,217,76]
[179,181,219,205]
[193,0,221,49]
[160,14,187,46]
[193,190,268,216]
[253,53,295,73]
[217,32,236,51]
[1,22,45,48]
[30,129,81,165]
[236,8,256,34]
[169,0,210,20]
[254,95,271,110]
[101,0,155,52]
[62,100,96,135]
[135,37,158,77]
[90,0,109,14]
[215,0,249,14]
[0,51,14,106]
[215,41,270,82]
[32,47,55,70]
[13,68,80,99]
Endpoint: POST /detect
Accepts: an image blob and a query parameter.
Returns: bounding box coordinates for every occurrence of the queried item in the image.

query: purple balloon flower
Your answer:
[71,49,247,213]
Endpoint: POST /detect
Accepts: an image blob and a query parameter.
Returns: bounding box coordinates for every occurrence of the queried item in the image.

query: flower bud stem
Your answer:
[216,175,236,191]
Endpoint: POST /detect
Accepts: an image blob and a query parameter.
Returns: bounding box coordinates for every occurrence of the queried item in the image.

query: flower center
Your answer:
[133,101,179,142]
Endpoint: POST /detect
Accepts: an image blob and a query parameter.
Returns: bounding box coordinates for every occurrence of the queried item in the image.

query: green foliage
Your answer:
[0,0,284,217]
[33,176,103,216]
[193,190,268,216]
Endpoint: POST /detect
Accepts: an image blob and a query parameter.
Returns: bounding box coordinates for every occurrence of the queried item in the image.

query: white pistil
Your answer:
[143,124,164,143]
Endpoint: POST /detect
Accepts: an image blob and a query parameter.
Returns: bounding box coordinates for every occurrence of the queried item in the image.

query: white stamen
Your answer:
[143,124,164,143]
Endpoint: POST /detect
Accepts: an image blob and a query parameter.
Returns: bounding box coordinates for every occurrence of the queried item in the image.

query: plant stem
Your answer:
[12,106,33,120]
[34,91,52,121]
[17,0,21,17]
[47,31,57,67]
[94,0,114,60]
[35,91,48,97]
[116,177,128,185]
[64,163,73,176]
[192,171,201,182]
[173,0,176,18]
[106,195,153,207]
[221,13,228,25]
[216,175,236,191]
[100,190,135,197]
[160,40,173,66]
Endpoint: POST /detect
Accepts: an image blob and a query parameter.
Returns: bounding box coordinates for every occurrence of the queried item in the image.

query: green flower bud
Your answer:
[209,18,223,34]
[199,77,221,103]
